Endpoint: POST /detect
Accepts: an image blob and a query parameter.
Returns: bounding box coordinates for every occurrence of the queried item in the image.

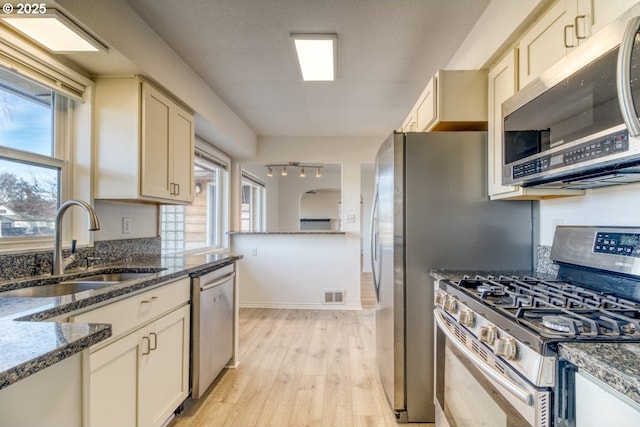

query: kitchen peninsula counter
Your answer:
[0,252,240,390]
[559,342,640,406]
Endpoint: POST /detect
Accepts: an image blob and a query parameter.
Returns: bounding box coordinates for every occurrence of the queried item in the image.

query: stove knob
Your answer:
[435,292,446,307]
[495,337,518,360]
[459,309,475,328]
[443,296,458,313]
[479,325,497,345]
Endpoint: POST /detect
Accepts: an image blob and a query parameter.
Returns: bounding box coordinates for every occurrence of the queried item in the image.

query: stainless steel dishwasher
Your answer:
[191,262,235,399]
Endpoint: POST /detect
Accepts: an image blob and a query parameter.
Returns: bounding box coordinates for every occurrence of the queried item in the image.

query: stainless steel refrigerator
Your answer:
[371,131,533,422]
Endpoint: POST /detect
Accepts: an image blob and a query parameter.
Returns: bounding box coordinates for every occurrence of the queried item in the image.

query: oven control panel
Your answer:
[593,231,640,258]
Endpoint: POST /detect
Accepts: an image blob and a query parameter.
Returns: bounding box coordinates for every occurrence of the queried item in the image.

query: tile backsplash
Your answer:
[536,245,558,276]
[0,237,161,281]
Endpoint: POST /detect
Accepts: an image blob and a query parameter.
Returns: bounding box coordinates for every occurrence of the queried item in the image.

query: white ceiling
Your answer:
[119,0,491,139]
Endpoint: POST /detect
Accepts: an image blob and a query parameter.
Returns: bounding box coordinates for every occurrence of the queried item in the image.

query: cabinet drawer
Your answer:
[71,277,190,343]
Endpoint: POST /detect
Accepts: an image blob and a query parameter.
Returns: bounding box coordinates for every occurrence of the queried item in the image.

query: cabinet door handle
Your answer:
[175,183,180,195]
[141,296,158,305]
[564,24,575,48]
[149,332,158,351]
[574,15,587,40]
[142,336,151,355]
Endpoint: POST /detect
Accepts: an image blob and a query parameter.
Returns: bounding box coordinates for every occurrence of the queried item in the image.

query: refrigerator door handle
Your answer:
[370,190,380,300]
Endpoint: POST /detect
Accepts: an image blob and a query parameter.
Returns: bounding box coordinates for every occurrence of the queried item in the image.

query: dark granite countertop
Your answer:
[559,342,640,406]
[0,252,240,390]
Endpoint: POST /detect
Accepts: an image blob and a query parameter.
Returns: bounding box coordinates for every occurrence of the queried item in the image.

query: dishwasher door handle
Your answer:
[200,272,236,291]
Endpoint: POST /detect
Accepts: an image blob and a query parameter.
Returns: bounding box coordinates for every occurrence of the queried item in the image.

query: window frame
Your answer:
[0,25,93,254]
[0,83,71,252]
[159,141,231,255]
[240,172,266,232]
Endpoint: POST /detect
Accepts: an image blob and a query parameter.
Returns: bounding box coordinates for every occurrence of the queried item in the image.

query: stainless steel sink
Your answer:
[0,281,116,298]
[0,271,157,298]
[69,272,152,282]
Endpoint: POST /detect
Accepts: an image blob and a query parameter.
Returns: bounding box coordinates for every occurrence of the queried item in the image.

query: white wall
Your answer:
[256,136,380,233]
[230,136,380,308]
[539,182,640,245]
[300,190,341,219]
[233,234,361,309]
[93,201,158,241]
[446,0,544,69]
[243,162,343,231]
[277,167,341,230]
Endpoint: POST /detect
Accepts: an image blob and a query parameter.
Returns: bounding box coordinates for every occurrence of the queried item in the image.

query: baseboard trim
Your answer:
[239,302,363,310]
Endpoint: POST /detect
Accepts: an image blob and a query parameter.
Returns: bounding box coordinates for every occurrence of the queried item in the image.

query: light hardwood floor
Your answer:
[170,276,433,427]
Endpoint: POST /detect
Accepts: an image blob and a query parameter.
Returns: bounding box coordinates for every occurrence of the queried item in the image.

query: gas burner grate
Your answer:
[542,315,582,333]
[516,307,640,337]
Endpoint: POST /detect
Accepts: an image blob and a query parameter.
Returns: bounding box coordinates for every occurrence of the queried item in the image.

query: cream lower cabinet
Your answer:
[89,330,138,427]
[138,305,190,427]
[88,306,189,427]
[71,278,190,427]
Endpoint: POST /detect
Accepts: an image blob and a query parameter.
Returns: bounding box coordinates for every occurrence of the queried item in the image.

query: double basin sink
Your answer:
[0,271,161,298]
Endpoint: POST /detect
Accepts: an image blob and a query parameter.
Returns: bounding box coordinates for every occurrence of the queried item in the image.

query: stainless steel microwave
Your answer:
[502,5,640,189]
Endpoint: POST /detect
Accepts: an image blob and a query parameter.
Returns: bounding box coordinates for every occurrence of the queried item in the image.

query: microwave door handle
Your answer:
[434,308,533,406]
[617,16,640,136]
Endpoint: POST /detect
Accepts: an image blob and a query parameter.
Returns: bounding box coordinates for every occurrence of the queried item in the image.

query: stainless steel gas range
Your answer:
[433,226,640,427]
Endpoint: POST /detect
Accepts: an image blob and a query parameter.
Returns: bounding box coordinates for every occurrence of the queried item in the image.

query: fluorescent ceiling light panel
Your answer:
[1,10,106,53]
[291,34,336,81]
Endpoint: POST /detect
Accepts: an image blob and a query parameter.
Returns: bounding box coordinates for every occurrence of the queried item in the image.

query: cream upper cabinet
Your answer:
[488,50,518,197]
[415,76,436,131]
[403,69,488,133]
[587,0,639,34]
[401,109,417,132]
[94,77,194,204]
[488,50,584,200]
[519,0,638,89]
[519,0,579,89]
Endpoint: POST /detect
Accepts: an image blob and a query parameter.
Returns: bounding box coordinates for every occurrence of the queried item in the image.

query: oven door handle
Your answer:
[617,15,640,136]
[434,308,533,406]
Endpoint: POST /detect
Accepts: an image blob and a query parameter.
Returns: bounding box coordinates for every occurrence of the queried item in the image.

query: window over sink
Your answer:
[0,66,69,243]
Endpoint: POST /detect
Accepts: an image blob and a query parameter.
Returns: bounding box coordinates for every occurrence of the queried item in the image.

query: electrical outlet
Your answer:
[123,217,132,234]
[251,248,258,256]
[346,214,356,224]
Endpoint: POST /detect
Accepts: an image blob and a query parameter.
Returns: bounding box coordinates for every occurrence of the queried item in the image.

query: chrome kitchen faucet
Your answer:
[52,200,101,275]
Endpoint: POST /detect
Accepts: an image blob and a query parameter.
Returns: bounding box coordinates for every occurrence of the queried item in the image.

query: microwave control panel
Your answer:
[511,130,629,181]
[593,231,640,258]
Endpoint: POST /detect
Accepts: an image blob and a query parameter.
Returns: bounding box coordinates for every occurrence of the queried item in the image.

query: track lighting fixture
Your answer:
[266,162,323,178]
